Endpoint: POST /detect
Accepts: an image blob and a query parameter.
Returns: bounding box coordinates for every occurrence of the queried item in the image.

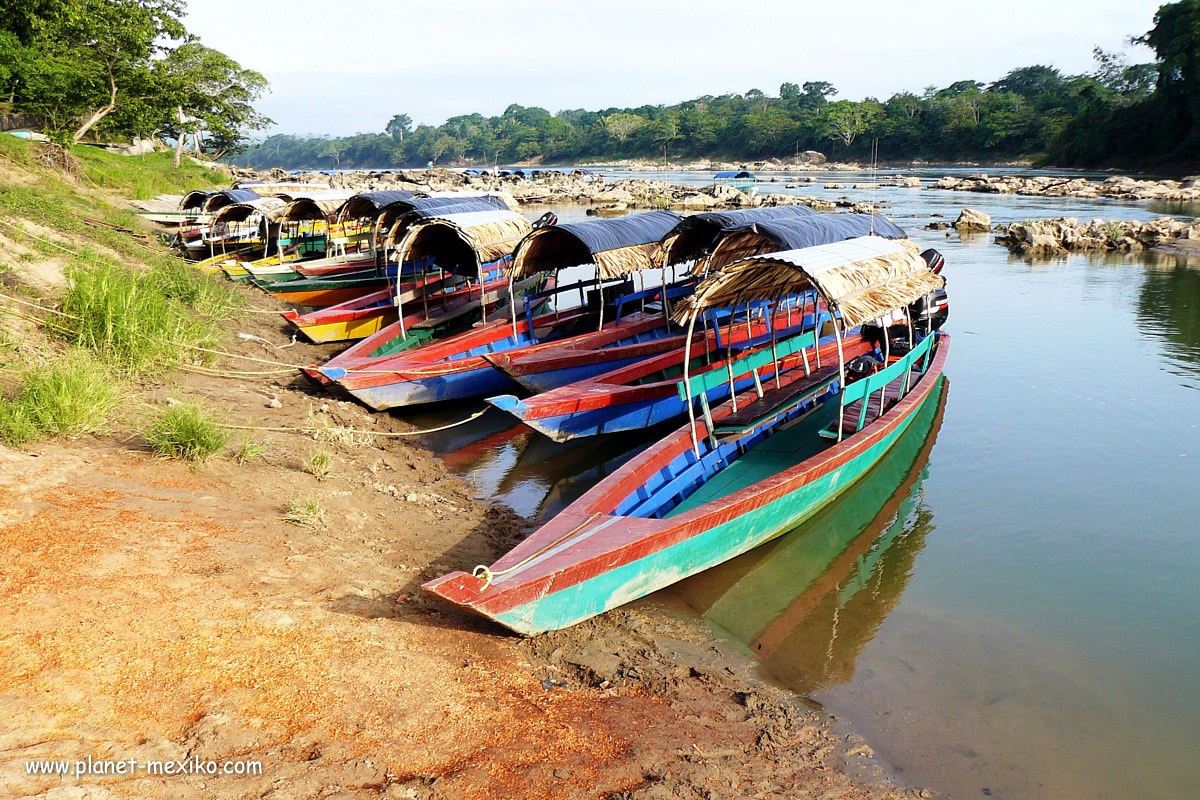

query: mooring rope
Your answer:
[217,408,489,438]
[472,512,603,589]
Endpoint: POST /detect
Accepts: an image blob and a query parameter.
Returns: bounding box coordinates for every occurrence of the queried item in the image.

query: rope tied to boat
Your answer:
[215,408,490,438]
[471,512,603,589]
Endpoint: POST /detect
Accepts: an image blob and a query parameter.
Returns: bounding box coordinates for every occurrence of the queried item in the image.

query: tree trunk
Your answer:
[73,63,118,143]
[173,107,185,168]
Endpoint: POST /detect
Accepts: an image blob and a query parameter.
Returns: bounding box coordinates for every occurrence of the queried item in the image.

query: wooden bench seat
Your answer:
[714,363,841,438]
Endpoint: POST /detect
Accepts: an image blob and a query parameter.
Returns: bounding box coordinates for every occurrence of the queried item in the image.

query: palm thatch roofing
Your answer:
[510,210,682,279]
[660,205,819,267]
[203,188,260,212]
[179,190,216,211]
[377,196,518,249]
[395,210,534,275]
[335,190,418,223]
[232,181,329,195]
[210,196,289,226]
[278,191,356,222]
[673,236,945,329]
[701,213,906,274]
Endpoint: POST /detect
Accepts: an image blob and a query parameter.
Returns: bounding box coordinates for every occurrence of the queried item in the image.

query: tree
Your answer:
[990,65,1065,98]
[602,113,644,144]
[1140,0,1200,139]
[779,82,801,102]
[53,0,186,142]
[319,138,346,168]
[822,100,879,147]
[157,42,270,165]
[801,81,838,107]
[650,111,680,162]
[386,113,412,142]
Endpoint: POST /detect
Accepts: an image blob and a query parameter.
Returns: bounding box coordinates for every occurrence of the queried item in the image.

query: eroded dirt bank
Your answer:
[0,312,927,800]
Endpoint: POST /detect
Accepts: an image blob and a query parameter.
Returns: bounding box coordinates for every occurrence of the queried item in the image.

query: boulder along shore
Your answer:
[994,216,1200,256]
[930,173,1200,202]
[232,166,887,214]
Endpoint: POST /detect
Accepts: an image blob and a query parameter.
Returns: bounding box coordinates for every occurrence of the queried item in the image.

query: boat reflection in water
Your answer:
[670,380,948,695]
[408,404,658,521]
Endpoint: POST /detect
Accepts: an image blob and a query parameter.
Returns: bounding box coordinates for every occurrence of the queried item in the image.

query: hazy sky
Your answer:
[183,0,1162,137]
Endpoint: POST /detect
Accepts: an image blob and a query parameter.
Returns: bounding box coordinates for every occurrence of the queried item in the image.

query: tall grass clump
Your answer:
[0,396,38,446]
[58,257,222,373]
[148,256,243,318]
[0,351,121,445]
[144,401,229,461]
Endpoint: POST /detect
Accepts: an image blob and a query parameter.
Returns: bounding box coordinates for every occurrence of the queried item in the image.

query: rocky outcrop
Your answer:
[230,166,837,213]
[954,208,992,232]
[995,217,1200,255]
[931,173,1200,202]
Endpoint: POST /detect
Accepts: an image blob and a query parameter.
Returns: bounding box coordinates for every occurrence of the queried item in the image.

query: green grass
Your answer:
[144,401,229,461]
[57,257,236,374]
[0,351,122,446]
[69,144,227,200]
[282,497,327,529]
[304,448,332,480]
[234,439,267,464]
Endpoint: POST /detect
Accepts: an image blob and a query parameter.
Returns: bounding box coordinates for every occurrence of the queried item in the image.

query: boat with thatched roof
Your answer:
[316,211,684,409]
[485,207,877,394]
[424,234,949,634]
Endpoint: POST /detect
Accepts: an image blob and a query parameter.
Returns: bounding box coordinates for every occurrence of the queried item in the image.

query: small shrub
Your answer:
[145,401,229,461]
[282,498,326,529]
[305,448,332,480]
[0,351,120,445]
[18,352,121,436]
[0,396,38,446]
[149,256,243,318]
[59,259,219,373]
[234,439,266,464]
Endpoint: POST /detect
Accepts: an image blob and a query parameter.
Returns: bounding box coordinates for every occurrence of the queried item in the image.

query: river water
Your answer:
[403,171,1200,799]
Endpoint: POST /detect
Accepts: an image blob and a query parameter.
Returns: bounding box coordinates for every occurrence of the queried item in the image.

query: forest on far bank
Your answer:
[230,1,1200,174]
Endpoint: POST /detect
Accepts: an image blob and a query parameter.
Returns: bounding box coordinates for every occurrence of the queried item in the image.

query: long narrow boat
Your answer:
[424,235,948,634]
[318,211,683,408]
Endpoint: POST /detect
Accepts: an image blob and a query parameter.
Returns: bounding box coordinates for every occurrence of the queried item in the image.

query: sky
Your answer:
[183,0,1163,137]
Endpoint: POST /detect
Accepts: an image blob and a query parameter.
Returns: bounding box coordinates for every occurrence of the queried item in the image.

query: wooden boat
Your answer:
[486,211,921,435]
[318,211,684,409]
[282,263,508,344]
[255,269,395,307]
[424,235,948,634]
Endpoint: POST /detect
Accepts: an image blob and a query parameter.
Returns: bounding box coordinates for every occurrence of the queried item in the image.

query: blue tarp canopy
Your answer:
[203,188,260,211]
[714,170,755,179]
[704,212,907,272]
[382,197,518,247]
[336,190,417,222]
[662,205,818,265]
[754,213,905,249]
[512,210,682,278]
